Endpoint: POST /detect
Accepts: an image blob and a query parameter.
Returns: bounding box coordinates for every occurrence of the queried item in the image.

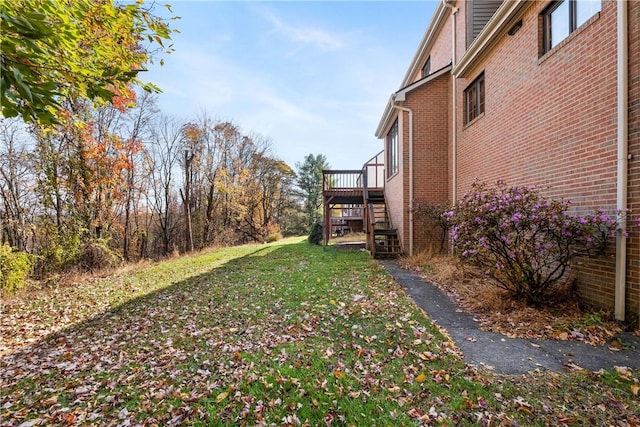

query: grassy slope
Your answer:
[1,237,638,426]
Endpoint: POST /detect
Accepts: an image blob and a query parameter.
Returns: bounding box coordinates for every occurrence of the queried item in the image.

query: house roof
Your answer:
[399,1,449,88]
[374,2,449,139]
[375,0,531,139]
[375,64,452,138]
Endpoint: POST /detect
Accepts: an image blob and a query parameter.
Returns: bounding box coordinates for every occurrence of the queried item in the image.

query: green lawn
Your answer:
[1,237,638,425]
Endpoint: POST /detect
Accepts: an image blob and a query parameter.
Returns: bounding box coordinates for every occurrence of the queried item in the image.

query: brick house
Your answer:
[372,0,639,323]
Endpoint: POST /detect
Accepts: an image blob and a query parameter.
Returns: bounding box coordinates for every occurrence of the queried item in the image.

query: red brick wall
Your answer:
[384,74,451,255]
[404,74,451,253]
[455,0,639,319]
[407,7,455,84]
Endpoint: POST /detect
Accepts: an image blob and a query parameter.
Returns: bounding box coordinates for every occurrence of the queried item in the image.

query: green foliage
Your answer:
[265,232,283,243]
[2,238,639,425]
[0,244,33,294]
[0,0,176,124]
[78,239,123,272]
[295,153,330,229]
[33,228,81,276]
[307,222,323,245]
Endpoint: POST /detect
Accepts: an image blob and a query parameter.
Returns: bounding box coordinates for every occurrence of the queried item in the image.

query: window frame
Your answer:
[464,72,485,125]
[421,56,431,78]
[542,0,601,53]
[386,119,399,178]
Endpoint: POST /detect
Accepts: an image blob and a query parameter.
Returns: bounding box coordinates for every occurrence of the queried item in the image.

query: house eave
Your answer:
[375,2,450,140]
[453,0,530,77]
[375,96,395,139]
[400,1,449,87]
[375,65,452,139]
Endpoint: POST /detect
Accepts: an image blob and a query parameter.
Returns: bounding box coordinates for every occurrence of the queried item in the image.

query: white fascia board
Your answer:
[375,2,449,140]
[400,2,449,87]
[375,65,452,139]
[375,96,396,139]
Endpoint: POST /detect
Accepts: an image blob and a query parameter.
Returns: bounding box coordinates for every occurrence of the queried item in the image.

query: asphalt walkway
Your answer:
[380,260,640,375]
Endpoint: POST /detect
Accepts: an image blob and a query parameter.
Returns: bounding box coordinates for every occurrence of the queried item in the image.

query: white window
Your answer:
[386,119,398,178]
[542,0,601,52]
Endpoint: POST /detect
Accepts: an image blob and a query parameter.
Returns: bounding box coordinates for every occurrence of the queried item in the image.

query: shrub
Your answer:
[444,180,617,305]
[265,232,283,243]
[308,222,323,245]
[33,230,82,277]
[0,244,33,295]
[78,240,123,272]
[412,201,450,253]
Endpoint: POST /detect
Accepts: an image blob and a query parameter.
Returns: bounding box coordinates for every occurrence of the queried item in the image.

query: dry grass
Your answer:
[330,232,367,244]
[400,250,626,345]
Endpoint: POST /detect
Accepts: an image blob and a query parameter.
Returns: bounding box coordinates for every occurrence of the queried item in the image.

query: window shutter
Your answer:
[467,0,504,47]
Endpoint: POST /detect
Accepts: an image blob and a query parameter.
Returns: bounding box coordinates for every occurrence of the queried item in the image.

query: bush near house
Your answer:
[0,244,33,294]
[413,201,450,253]
[308,222,323,245]
[444,180,618,305]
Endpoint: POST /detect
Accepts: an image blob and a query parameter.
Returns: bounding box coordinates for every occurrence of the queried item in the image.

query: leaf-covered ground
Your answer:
[399,253,634,347]
[1,238,639,426]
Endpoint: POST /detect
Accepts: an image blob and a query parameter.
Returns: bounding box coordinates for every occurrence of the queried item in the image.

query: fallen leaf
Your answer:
[415,373,427,383]
[614,366,632,379]
[557,416,574,423]
[216,391,229,403]
[477,397,487,409]
[42,395,58,406]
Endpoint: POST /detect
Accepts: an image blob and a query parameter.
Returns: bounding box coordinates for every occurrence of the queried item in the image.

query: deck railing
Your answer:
[322,169,363,191]
[322,150,386,251]
[362,150,385,190]
[322,150,385,193]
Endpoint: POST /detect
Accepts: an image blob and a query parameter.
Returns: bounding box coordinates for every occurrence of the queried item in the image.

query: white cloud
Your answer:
[256,7,346,54]
[144,1,433,170]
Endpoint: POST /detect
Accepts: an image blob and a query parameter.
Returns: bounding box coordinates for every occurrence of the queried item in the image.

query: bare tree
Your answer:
[0,119,34,251]
[146,115,183,256]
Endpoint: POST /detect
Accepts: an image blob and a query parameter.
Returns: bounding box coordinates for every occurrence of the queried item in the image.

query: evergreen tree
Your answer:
[295,153,329,230]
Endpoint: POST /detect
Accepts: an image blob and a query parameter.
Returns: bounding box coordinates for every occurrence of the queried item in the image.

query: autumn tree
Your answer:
[295,153,330,230]
[180,123,204,252]
[213,122,264,244]
[240,153,296,241]
[0,119,35,251]
[117,91,158,260]
[145,115,183,256]
[29,95,141,272]
[0,0,175,124]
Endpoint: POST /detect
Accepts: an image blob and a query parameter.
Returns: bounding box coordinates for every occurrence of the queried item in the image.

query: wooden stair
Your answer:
[322,152,400,258]
[365,191,401,259]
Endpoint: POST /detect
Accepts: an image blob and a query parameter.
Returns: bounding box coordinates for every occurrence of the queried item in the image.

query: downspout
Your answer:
[615,0,628,322]
[393,103,414,256]
[442,0,458,203]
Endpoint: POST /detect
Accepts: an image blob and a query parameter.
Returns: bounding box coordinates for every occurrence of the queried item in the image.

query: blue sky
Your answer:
[144,1,437,170]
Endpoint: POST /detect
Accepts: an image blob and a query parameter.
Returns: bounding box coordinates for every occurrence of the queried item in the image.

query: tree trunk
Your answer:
[182,150,194,252]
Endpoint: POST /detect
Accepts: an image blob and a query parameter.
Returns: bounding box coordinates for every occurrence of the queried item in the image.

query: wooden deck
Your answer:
[322,152,400,258]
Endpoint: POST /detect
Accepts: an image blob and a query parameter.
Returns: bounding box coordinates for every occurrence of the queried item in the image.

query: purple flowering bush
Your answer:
[444,180,619,305]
